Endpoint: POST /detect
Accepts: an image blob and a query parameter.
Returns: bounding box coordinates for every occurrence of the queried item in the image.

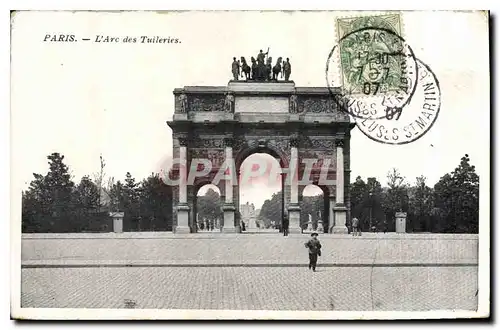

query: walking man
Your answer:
[282,214,289,237]
[304,232,322,271]
[352,217,361,236]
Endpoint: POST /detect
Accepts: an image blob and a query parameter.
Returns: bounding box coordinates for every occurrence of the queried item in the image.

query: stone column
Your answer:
[222,137,237,233]
[175,136,191,233]
[287,135,301,233]
[332,139,348,233]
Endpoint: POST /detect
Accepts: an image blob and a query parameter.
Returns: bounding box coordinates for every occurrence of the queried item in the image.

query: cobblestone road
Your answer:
[20,233,479,311]
[21,266,477,311]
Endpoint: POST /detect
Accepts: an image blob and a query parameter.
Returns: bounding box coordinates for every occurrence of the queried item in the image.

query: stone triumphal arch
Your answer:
[167,80,354,234]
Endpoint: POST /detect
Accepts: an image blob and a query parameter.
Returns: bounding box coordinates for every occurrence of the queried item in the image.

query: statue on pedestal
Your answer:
[289,94,298,113]
[231,57,240,80]
[307,214,313,231]
[317,210,324,232]
[178,93,188,113]
[283,58,291,81]
[224,93,235,113]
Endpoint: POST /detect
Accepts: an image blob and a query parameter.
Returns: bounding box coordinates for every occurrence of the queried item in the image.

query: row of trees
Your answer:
[257,191,324,230]
[257,154,480,233]
[349,154,479,233]
[22,152,479,234]
[22,153,172,233]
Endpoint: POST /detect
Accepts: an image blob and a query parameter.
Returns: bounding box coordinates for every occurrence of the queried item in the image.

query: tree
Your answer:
[92,154,108,213]
[22,174,47,232]
[350,176,367,222]
[434,154,479,233]
[21,153,76,232]
[73,175,100,231]
[108,180,126,212]
[258,191,283,229]
[197,188,222,229]
[138,173,173,231]
[122,172,140,231]
[408,176,434,232]
[45,153,76,231]
[382,168,409,231]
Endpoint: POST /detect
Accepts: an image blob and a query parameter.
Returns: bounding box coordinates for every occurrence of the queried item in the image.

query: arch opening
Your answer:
[238,151,283,233]
[195,184,222,232]
[300,184,329,233]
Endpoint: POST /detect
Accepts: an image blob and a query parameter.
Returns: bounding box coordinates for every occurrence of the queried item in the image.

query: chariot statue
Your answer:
[231,48,292,82]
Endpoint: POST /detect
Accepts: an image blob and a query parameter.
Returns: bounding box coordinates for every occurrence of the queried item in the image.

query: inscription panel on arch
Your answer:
[235,96,289,113]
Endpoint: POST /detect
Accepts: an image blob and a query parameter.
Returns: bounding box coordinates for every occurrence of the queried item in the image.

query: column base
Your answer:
[331,226,348,234]
[175,204,191,234]
[288,227,303,234]
[331,205,348,234]
[174,226,191,234]
[222,204,236,233]
[288,204,301,233]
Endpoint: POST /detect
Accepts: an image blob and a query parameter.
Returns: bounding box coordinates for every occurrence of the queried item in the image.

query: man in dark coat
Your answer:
[282,214,289,236]
[304,232,322,271]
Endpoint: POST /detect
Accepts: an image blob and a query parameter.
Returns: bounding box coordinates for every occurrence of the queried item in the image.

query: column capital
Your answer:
[224,137,234,148]
[335,139,345,148]
[290,135,300,148]
[178,134,189,146]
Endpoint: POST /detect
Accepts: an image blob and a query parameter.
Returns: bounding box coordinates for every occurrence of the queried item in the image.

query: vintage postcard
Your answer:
[10,10,490,320]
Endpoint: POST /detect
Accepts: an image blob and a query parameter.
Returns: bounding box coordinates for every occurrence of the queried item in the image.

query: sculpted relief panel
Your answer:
[188,95,226,112]
[192,138,224,149]
[190,149,225,168]
[297,96,350,120]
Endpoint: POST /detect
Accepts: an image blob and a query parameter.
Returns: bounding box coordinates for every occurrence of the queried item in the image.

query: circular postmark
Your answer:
[353,58,441,145]
[326,27,419,120]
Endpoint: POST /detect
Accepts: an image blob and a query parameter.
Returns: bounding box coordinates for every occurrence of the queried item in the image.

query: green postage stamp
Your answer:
[336,14,408,96]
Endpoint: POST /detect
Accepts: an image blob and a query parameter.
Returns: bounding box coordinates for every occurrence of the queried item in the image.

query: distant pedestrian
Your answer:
[352,217,361,236]
[282,214,289,236]
[304,232,322,271]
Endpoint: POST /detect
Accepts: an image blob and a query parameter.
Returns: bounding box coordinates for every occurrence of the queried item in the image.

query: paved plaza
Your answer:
[21,233,479,311]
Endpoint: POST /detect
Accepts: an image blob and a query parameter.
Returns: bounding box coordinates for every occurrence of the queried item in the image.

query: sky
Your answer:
[11,11,489,209]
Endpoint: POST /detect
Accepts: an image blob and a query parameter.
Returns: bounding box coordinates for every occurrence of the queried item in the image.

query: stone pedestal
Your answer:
[175,204,191,234]
[288,204,301,233]
[317,219,324,233]
[395,212,407,233]
[332,205,348,234]
[109,212,124,233]
[222,204,237,233]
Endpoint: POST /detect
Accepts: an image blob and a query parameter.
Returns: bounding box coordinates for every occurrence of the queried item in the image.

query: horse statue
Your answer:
[240,57,251,80]
[272,57,283,80]
[265,57,273,81]
[250,57,257,80]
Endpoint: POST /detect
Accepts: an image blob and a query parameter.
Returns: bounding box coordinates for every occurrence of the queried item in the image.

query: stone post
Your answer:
[222,137,237,233]
[332,139,348,234]
[109,212,124,233]
[287,135,301,233]
[175,136,191,233]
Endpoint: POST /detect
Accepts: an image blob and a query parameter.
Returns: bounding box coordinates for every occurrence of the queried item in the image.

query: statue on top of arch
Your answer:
[232,48,292,82]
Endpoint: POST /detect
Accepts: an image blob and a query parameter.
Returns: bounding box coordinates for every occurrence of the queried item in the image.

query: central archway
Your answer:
[237,151,283,233]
